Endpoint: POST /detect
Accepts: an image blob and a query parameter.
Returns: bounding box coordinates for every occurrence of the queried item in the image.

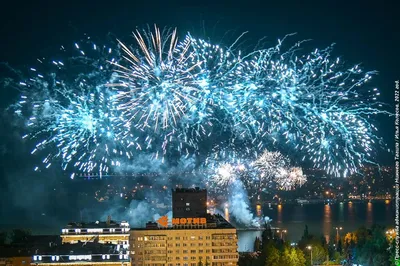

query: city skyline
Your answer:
[0,1,398,259]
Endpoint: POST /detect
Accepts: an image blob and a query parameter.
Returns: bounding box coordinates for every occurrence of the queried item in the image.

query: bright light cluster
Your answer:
[206,149,307,196]
[13,26,387,177]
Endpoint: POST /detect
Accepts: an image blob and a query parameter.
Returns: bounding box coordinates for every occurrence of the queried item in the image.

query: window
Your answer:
[186,203,190,206]
[191,250,196,253]
[190,236,195,240]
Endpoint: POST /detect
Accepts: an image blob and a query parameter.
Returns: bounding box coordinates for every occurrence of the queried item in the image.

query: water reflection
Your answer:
[339,202,344,222]
[235,202,393,252]
[366,202,373,226]
[277,204,282,225]
[323,204,331,243]
[347,201,355,223]
[385,200,392,222]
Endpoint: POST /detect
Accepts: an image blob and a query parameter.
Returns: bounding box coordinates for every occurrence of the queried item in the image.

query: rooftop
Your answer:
[132,214,235,231]
[172,187,206,193]
[65,220,129,229]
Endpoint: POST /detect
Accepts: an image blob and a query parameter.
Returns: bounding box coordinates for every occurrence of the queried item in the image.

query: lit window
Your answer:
[186,203,190,206]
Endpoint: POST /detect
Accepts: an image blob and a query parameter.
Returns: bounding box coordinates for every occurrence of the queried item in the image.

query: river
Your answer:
[236,201,395,252]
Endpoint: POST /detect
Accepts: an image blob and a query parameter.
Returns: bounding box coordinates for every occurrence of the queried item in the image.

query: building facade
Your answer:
[30,242,129,266]
[172,188,207,218]
[31,253,129,266]
[60,218,129,249]
[130,214,238,266]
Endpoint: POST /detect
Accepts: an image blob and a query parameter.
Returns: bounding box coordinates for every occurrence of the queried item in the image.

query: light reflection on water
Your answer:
[235,201,394,252]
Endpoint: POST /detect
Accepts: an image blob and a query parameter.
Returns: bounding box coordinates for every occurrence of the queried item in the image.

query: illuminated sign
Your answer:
[156,216,207,227]
[157,216,168,227]
[172,217,207,225]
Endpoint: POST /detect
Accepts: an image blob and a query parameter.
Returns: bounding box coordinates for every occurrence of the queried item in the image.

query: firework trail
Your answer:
[11,26,389,178]
[14,40,136,175]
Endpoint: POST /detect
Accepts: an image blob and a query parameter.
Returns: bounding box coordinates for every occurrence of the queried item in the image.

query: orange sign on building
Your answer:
[157,216,168,227]
[156,216,207,227]
[172,217,207,225]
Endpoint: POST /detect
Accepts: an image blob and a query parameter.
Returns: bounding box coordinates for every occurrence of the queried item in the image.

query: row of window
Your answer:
[131,261,236,266]
[137,236,212,241]
[211,249,237,254]
[212,235,235,240]
[168,250,207,254]
[134,256,211,262]
[211,242,237,247]
[213,255,238,260]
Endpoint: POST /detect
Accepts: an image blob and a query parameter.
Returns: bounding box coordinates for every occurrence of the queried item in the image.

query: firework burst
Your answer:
[15,40,134,175]
[10,26,389,178]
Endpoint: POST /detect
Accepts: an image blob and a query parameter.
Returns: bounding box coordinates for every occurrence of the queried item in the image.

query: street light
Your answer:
[335,227,343,244]
[307,245,313,266]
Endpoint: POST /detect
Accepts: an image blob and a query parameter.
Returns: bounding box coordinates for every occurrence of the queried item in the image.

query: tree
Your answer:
[264,244,280,266]
[310,244,328,265]
[332,251,345,264]
[355,226,390,266]
[295,247,306,266]
[238,252,259,266]
[279,246,304,266]
[302,225,310,240]
[336,239,342,253]
[262,224,274,244]
[254,237,261,252]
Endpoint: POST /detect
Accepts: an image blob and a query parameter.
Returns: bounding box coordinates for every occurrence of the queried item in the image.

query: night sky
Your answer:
[0,0,398,230]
